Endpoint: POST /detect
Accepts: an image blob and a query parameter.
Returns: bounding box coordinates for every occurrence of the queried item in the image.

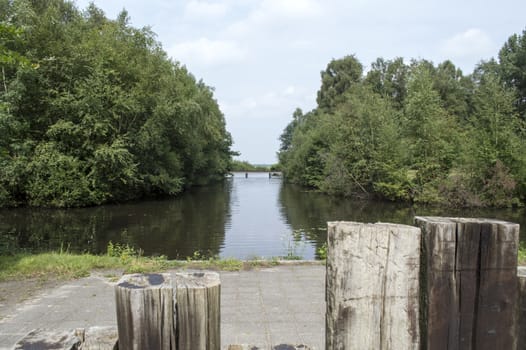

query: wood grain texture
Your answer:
[82,326,118,350]
[326,221,421,350]
[175,272,221,350]
[115,273,175,350]
[227,346,311,350]
[415,217,519,350]
[517,267,526,350]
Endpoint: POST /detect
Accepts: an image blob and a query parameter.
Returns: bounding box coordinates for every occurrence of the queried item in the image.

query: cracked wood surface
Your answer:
[325,221,421,350]
[416,217,519,350]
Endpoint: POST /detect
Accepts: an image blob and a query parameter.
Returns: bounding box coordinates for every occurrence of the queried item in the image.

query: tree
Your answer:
[317,55,363,110]
[433,60,472,121]
[498,28,526,117]
[462,72,526,206]
[279,108,303,153]
[364,57,409,109]
[280,33,526,207]
[0,0,233,207]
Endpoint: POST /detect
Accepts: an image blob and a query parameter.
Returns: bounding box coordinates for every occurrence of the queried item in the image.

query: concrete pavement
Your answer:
[0,264,326,349]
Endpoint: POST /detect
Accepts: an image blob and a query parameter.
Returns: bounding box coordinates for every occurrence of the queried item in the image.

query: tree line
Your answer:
[279,28,526,207]
[0,0,234,207]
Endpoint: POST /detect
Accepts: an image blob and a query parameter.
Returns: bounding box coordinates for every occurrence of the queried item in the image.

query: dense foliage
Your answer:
[0,0,233,207]
[279,29,526,207]
[230,160,271,172]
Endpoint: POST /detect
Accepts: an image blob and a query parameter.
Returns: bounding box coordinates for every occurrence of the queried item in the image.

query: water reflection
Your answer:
[279,183,526,258]
[0,173,524,259]
[0,181,232,259]
[220,172,303,259]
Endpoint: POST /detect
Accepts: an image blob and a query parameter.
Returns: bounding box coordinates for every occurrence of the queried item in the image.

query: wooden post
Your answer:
[415,217,519,350]
[517,267,526,349]
[82,327,118,350]
[175,272,221,350]
[115,273,175,350]
[326,221,421,350]
[228,346,311,350]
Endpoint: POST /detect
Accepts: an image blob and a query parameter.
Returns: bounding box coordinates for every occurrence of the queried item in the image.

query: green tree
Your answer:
[316,55,363,110]
[0,0,233,207]
[461,72,526,206]
[364,57,409,109]
[279,108,303,153]
[433,60,472,121]
[402,64,459,202]
[498,28,526,117]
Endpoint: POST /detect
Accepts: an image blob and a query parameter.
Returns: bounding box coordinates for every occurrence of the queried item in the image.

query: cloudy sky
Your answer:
[75,0,526,164]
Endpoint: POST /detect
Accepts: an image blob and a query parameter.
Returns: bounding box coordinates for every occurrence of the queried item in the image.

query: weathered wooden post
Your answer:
[175,272,221,350]
[326,221,421,350]
[415,217,519,350]
[517,267,526,349]
[115,273,175,350]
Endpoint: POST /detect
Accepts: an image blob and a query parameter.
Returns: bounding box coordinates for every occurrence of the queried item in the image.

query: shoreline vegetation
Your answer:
[229,160,280,173]
[278,29,526,209]
[0,244,524,282]
[0,1,234,209]
[0,249,324,283]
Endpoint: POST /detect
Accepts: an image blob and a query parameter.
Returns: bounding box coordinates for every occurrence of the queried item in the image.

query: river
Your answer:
[0,172,524,259]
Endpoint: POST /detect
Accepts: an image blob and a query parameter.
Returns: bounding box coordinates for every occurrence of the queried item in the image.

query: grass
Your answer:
[0,252,183,282]
[0,249,312,282]
[519,242,526,265]
[1,242,523,282]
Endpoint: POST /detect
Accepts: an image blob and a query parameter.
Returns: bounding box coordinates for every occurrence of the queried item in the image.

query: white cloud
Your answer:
[226,0,324,37]
[169,38,247,66]
[284,86,296,95]
[222,85,315,121]
[184,1,228,19]
[260,0,323,19]
[440,28,493,58]
[291,39,315,49]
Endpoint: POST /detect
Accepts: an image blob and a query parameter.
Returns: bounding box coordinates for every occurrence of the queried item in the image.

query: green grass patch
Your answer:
[519,242,526,265]
[0,252,183,282]
[186,257,244,271]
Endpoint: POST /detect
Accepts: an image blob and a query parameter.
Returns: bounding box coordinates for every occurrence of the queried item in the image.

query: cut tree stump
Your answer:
[415,217,519,350]
[115,273,175,350]
[326,221,421,350]
[175,272,221,350]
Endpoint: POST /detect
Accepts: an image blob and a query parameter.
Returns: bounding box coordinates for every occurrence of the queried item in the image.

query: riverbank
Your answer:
[1,245,525,282]
[0,251,325,282]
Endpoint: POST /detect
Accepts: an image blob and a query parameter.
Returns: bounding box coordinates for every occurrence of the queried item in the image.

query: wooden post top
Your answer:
[174,272,221,289]
[415,216,519,226]
[116,273,172,290]
[329,220,421,228]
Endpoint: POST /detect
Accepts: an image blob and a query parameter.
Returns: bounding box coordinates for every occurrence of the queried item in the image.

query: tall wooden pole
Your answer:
[415,217,519,350]
[326,221,421,350]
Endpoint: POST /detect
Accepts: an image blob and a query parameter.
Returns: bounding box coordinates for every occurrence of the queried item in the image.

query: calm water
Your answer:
[0,172,524,259]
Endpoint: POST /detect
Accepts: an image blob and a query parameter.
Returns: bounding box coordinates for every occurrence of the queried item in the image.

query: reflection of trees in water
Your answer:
[279,184,415,258]
[279,183,526,257]
[0,208,104,254]
[2,180,524,258]
[0,181,232,259]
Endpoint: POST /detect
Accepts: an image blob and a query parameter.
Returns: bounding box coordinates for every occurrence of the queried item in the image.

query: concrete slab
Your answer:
[0,264,325,350]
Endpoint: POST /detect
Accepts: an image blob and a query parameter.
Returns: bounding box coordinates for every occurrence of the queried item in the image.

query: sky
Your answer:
[74,0,526,164]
